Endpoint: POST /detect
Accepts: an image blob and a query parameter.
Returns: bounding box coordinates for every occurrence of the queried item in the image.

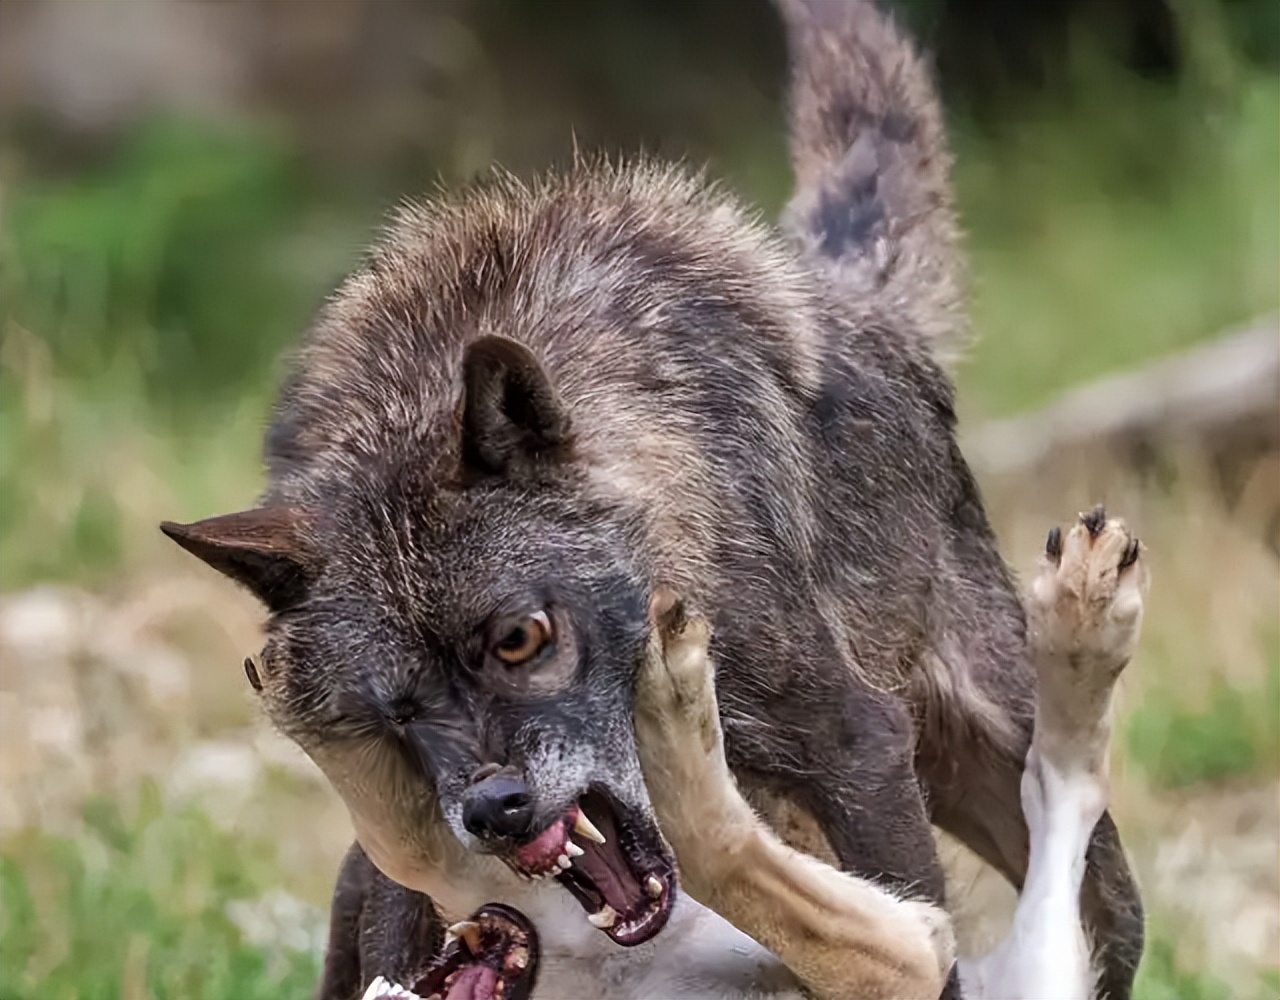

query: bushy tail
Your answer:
[776,0,967,364]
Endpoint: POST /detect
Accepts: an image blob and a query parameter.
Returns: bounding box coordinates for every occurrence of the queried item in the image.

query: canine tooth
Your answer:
[645,875,663,899]
[573,811,607,845]
[564,841,585,858]
[557,853,572,869]
[446,920,482,954]
[360,977,389,1000]
[587,904,618,929]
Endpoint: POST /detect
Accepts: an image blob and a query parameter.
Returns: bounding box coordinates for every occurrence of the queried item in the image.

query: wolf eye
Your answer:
[492,611,554,666]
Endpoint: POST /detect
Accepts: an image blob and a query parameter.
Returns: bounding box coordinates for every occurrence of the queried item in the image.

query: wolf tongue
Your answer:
[575,837,644,915]
[443,965,499,1000]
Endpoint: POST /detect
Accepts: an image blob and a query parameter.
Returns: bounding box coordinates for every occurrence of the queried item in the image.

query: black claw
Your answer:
[1081,504,1107,538]
[1045,526,1063,563]
[660,596,688,635]
[243,656,263,692]
[1119,536,1140,571]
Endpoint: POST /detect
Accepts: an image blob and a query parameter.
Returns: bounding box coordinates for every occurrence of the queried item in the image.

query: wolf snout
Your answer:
[462,769,537,841]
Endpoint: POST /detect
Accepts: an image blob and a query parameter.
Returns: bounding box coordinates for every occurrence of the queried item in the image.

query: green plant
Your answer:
[0,784,322,1000]
[1126,641,1280,789]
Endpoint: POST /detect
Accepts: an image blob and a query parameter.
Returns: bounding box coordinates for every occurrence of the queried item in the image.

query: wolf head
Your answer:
[163,341,685,943]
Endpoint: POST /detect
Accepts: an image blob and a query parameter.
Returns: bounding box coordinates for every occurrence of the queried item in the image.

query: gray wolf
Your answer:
[160,0,1145,996]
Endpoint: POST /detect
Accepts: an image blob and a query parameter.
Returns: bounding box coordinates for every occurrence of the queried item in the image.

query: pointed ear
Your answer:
[159,506,317,612]
[459,336,572,477]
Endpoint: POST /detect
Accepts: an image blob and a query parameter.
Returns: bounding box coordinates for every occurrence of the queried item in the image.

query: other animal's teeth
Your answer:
[587,904,618,929]
[508,945,529,970]
[573,811,607,845]
[446,920,482,954]
[557,854,572,869]
[565,841,585,858]
[360,977,391,1000]
[646,875,663,898]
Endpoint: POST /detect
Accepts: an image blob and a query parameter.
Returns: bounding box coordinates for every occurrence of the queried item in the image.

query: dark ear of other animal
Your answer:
[459,336,573,478]
[159,507,317,612]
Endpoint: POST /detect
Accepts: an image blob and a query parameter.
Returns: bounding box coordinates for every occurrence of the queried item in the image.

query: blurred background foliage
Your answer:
[0,1,1276,998]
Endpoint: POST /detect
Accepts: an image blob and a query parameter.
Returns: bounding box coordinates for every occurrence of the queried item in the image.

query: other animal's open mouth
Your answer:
[505,788,675,946]
[407,904,538,1000]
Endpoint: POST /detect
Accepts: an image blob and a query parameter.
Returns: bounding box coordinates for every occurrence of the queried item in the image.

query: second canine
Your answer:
[161,0,1144,996]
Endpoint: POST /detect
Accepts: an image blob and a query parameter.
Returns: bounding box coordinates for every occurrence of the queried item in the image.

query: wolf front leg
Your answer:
[635,591,955,1000]
[959,507,1148,999]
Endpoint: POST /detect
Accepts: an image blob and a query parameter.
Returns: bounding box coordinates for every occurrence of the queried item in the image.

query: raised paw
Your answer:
[637,588,721,755]
[1032,504,1148,681]
[1027,505,1149,781]
[634,589,746,891]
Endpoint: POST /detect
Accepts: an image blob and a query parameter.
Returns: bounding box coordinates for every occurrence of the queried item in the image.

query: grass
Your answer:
[954,68,1279,418]
[1,19,1277,1000]
[1126,649,1279,790]
[1134,929,1235,1000]
[0,787,322,1000]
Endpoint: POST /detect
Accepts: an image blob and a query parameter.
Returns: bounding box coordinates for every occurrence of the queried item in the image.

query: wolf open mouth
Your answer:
[404,903,538,1000]
[505,788,675,946]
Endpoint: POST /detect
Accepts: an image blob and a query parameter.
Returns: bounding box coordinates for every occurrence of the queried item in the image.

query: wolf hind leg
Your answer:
[928,507,1148,999]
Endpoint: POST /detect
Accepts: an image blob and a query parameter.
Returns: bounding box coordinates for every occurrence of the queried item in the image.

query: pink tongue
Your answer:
[511,818,567,870]
[445,965,499,1000]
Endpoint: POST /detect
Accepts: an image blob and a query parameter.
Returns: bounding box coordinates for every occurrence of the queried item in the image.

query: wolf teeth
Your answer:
[573,811,607,845]
[446,920,482,954]
[645,875,663,898]
[587,904,618,929]
[557,853,572,870]
[565,841,585,858]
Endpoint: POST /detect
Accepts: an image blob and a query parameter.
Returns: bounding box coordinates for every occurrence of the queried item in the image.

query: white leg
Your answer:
[961,506,1148,1000]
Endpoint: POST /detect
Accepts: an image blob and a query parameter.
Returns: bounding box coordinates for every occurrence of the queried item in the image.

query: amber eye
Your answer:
[492,611,554,665]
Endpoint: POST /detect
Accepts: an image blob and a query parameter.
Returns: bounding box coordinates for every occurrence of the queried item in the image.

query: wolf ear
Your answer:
[459,336,572,477]
[159,506,317,612]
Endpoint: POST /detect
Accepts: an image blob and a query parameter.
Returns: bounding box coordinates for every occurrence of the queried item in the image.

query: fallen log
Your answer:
[963,318,1280,481]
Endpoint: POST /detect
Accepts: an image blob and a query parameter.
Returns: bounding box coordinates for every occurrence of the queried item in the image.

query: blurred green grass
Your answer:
[958,71,1280,416]
[1,17,1277,1000]
[1,786,321,1000]
[1126,636,1279,790]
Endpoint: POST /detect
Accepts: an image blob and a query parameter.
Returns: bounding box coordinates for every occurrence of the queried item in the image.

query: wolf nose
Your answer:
[462,771,536,841]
